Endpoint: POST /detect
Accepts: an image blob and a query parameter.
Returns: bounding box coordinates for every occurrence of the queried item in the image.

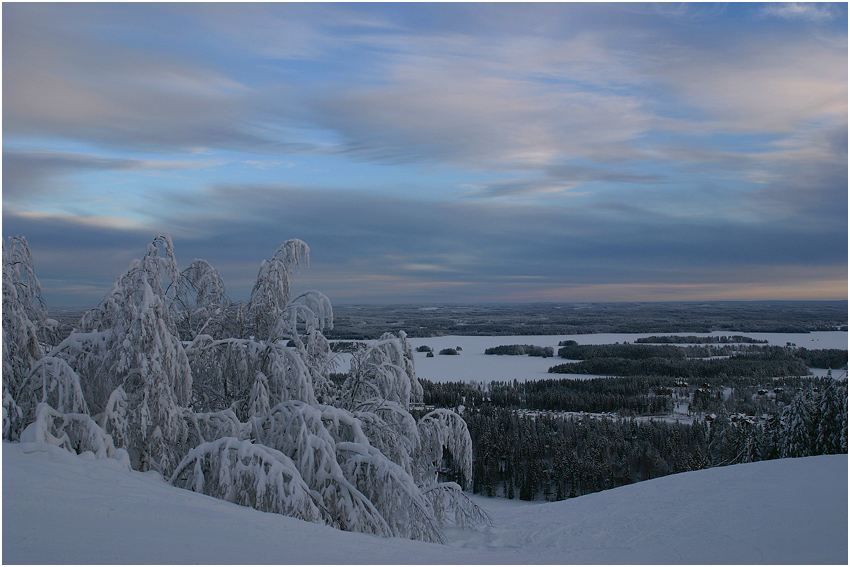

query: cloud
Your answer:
[2,4,285,154]
[648,36,847,133]
[2,4,845,306]
[9,179,845,307]
[4,3,844,178]
[762,3,841,21]
[2,149,225,202]
[470,165,666,199]
[624,3,729,22]
[4,3,658,169]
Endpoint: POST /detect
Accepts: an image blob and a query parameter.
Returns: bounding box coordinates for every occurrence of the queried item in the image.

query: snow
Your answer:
[339,331,848,384]
[3,441,846,564]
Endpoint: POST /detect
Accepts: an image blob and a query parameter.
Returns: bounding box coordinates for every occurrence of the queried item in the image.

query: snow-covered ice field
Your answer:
[3,441,846,564]
[336,331,848,384]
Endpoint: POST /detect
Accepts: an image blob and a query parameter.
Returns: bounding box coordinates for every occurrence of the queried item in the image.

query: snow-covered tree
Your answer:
[52,236,190,473]
[21,402,130,468]
[170,437,322,523]
[4,234,488,544]
[239,239,309,341]
[247,401,394,537]
[353,404,419,473]
[175,259,232,340]
[181,407,247,448]
[336,440,444,543]
[3,236,47,440]
[416,409,474,489]
[344,332,422,410]
[781,389,816,458]
[422,482,493,529]
[186,337,317,419]
[3,237,48,340]
[338,330,484,534]
[815,380,847,455]
[15,356,89,428]
[274,290,336,402]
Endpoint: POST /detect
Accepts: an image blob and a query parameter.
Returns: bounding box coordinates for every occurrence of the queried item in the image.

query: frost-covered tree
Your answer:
[416,409,474,489]
[239,239,309,341]
[15,357,89,429]
[422,481,493,529]
[274,290,336,402]
[336,440,445,543]
[52,236,190,473]
[21,402,129,467]
[185,242,334,416]
[344,332,422,410]
[3,237,46,439]
[170,437,322,523]
[3,237,48,341]
[185,337,317,420]
[4,234,488,544]
[341,332,486,531]
[247,401,394,537]
[175,259,232,340]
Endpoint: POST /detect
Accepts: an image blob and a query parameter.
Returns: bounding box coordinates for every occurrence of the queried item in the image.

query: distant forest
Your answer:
[421,376,847,502]
[461,380,845,501]
[484,344,554,357]
[635,335,768,344]
[420,341,847,502]
[326,302,848,339]
[549,344,844,380]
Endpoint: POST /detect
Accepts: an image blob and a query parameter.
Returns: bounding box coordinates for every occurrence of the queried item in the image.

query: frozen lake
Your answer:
[335,331,848,384]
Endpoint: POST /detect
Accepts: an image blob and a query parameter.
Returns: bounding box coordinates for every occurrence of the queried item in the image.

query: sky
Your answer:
[2,2,848,308]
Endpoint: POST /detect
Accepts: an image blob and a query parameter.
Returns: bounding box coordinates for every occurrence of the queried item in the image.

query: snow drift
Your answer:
[3,441,846,564]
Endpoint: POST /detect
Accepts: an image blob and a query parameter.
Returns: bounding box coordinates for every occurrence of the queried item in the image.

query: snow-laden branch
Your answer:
[170,437,322,524]
[17,356,89,427]
[187,338,316,418]
[247,401,393,538]
[417,409,474,490]
[337,441,445,544]
[352,400,420,472]
[344,332,421,410]
[422,482,493,529]
[21,403,130,468]
[182,408,248,447]
[175,258,232,340]
[240,239,309,341]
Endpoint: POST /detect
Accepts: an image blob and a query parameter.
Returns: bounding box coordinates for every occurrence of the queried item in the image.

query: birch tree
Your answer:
[52,236,190,473]
[4,234,488,543]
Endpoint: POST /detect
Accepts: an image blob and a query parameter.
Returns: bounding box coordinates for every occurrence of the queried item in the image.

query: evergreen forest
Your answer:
[421,340,848,502]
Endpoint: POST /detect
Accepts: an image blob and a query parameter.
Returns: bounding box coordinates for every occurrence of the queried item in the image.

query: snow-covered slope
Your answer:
[3,441,847,564]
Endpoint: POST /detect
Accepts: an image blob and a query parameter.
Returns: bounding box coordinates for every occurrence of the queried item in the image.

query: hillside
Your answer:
[3,442,846,564]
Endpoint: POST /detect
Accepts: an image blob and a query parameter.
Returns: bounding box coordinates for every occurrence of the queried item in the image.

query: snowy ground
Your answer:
[3,441,847,564]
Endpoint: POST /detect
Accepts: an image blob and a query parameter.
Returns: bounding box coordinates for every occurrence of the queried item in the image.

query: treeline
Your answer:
[558,342,711,360]
[422,377,671,415]
[635,335,768,344]
[421,374,820,417]
[467,408,709,500]
[326,302,848,339]
[555,342,789,361]
[795,348,848,369]
[484,344,554,357]
[549,349,811,380]
[464,380,847,502]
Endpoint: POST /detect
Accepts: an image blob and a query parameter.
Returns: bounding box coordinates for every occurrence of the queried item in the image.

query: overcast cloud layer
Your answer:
[3,2,847,307]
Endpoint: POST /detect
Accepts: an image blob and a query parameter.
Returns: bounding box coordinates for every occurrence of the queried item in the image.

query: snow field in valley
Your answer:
[3,441,846,564]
